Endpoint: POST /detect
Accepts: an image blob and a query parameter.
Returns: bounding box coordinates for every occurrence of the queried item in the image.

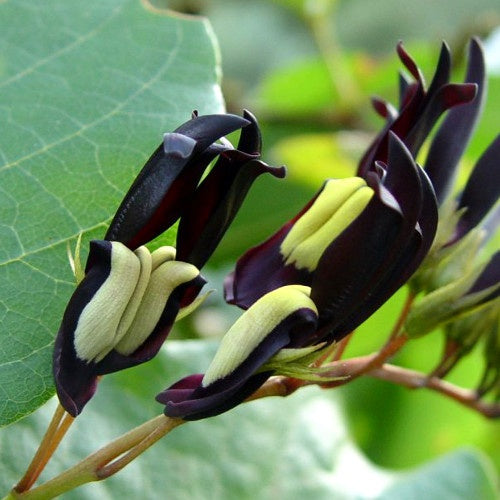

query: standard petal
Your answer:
[331,137,438,336]
[425,38,487,203]
[358,42,476,178]
[105,114,250,249]
[404,82,477,155]
[173,113,250,152]
[454,134,500,241]
[236,110,262,155]
[176,155,285,268]
[104,141,222,249]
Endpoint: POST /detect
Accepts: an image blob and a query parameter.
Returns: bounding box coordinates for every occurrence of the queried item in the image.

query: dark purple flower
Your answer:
[53,112,285,416]
[157,39,495,421]
[158,132,438,420]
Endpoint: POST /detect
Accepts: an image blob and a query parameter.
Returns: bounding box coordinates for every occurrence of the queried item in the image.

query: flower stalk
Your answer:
[14,404,74,493]
[9,416,184,500]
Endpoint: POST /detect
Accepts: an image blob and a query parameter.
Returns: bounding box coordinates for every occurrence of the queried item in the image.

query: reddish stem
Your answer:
[369,363,500,418]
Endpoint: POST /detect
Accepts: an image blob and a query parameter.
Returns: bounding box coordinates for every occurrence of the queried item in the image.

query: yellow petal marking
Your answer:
[113,246,152,345]
[74,242,140,363]
[115,260,200,355]
[280,177,374,271]
[202,285,317,386]
[151,245,176,270]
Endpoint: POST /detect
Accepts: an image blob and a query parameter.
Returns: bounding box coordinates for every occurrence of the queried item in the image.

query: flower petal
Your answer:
[309,183,404,340]
[225,178,374,309]
[425,38,487,203]
[454,134,500,241]
[105,113,249,249]
[329,137,437,336]
[358,42,476,178]
[53,240,206,416]
[176,112,286,268]
[158,372,271,421]
[158,285,318,420]
[224,192,322,309]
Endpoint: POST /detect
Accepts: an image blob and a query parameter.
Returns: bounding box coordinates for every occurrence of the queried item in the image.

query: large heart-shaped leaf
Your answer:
[0,0,224,426]
[0,341,497,499]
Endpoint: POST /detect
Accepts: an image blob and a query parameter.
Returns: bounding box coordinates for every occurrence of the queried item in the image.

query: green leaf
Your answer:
[378,449,499,500]
[0,0,224,426]
[0,340,497,499]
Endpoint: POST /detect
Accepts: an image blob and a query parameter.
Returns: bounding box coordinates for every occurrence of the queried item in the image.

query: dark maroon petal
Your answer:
[397,42,425,84]
[398,72,412,109]
[358,41,477,179]
[158,306,317,420]
[467,251,500,300]
[54,242,206,415]
[358,56,426,177]
[224,189,325,309]
[160,372,271,421]
[236,110,262,155]
[53,335,99,417]
[53,240,113,416]
[404,83,477,156]
[453,134,500,241]
[334,229,423,337]
[399,80,419,111]
[371,97,397,120]
[383,133,423,227]
[425,38,487,203]
[334,156,438,337]
[425,42,451,103]
[310,187,404,340]
[412,166,438,261]
[176,111,280,268]
[105,114,249,249]
[173,113,250,152]
[177,156,285,268]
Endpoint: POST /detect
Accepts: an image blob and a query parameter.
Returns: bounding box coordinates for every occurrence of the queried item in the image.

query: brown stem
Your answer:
[338,292,415,379]
[369,363,500,418]
[96,417,183,479]
[388,292,415,341]
[11,416,184,500]
[353,334,408,377]
[245,376,305,402]
[316,293,414,388]
[14,404,74,492]
[332,333,353,362]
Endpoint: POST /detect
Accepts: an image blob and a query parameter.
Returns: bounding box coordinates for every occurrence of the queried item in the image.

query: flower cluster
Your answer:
[157,39,499,420]
[53,111,285,416]
[53,40,499,422]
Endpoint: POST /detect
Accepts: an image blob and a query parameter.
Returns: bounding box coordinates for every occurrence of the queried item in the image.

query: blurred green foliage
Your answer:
[167,0,500,477]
